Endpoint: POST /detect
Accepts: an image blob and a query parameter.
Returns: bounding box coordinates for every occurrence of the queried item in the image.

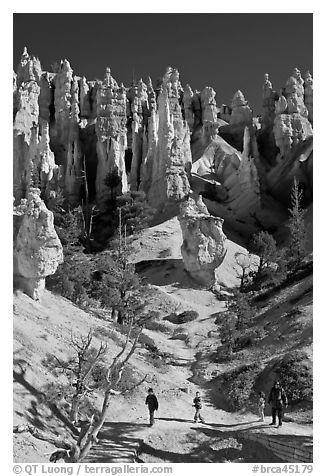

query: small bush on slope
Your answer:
[220,363,261,411]
[272,350,312,404]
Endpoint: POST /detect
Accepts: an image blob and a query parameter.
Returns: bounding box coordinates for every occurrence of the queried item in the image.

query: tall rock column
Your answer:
[130,79,148,191]
[16,46,42,87]
[79,76,91,118]
[65,76,82,204]
[95,68,128,205]
[200,86,218,123]
[304,71,313,124]
[13,48,41,203]
[52,60,82,205]
[13,189,63,300]
[262,73,276,126]
[230,90,253,126]
[139,86,158,195]
[147,68,191,210]
[36,120,58,199]
[183,84,195,131]
[177,194,227,287]
[14,48,59,203]
[273,68,313,160]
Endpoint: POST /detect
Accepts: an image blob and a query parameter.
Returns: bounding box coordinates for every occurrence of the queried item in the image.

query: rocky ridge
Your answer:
[13,48,313,294]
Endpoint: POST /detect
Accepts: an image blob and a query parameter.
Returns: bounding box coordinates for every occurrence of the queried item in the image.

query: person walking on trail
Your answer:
[258,391,266,422]
[268,380,288,427]
[193,391,205,423]
[145,388,159,426]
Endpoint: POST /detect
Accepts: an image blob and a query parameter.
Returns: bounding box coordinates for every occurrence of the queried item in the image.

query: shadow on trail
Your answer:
[206,420,263,429]
[156,417,194,423]
[86,421,148,463]
[139,425,281,463]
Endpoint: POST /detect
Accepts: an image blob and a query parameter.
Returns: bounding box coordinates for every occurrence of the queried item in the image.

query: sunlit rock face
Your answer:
[13,48,59,204]
[13,189,63,300]
[146,68,191,211]
[272,68,312,160]
[13,49,313,239]
[95,67,128,206]
[304,71,313,124]
[178,194,227,287]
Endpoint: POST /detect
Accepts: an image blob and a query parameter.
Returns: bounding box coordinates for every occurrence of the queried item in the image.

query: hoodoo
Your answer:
[13,48,313,297]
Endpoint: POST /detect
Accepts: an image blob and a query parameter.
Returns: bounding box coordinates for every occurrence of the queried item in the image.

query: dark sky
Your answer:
[13,13,312,115]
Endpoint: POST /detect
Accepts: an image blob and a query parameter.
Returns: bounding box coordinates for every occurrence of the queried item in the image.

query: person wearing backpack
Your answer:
[268,380,288,427]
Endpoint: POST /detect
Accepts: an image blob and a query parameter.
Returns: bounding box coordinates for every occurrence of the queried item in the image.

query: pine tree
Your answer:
[287,178,306,268]
[250,231,278,276]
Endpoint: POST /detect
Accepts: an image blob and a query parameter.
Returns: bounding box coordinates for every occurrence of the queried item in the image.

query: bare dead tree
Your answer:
[49,329,107,423]
[73,316,145,462]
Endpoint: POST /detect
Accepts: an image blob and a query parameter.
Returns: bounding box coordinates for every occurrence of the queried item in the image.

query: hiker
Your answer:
[145,388,159,426]
[268,380,288,427]
[193,391,205,423]
[258,391,266,422]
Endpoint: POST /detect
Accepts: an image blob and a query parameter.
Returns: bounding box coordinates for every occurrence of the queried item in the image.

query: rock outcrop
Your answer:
[16,46,42,88]
[13,48,313,245]
[183,84,195,131]
[219,90,256,153]
[95,68,128,205]
[13,189,63,300]
[52,60,83,205]
[304,71,313,124]
[13,49,64,205]
[146,68,191,211]
[262,73,278,126]
[230,90,253,126]
[178,194,227,287]
[200,87,218,123]
[272,68,312,161]
[255,67,313,206]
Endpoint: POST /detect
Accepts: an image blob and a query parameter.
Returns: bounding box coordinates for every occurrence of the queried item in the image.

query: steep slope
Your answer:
[13,218,312,463]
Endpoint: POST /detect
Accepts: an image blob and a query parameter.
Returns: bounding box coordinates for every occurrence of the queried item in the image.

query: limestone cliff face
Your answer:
[13,78,40,202]
[257,67,313,207]
[13,189,63,300]
[95,68,128,205]
[200,87,218,123]
[79,76,91,118]
[262,73,277,126]
[191,130,241,201]
[178,194,226,287]
[130,79,149,192]
[230,90,253,126]
[272,69,312,161]
[218,90,256,153]
[147,68,191,210]
[16,46,42,88]
[191,125,263,230]
[183,84,195,131]
[304,71,313,124]
[52,60,82,204]
[13,49,313,237]
[13,49,57,204]
[38,72,53,121]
